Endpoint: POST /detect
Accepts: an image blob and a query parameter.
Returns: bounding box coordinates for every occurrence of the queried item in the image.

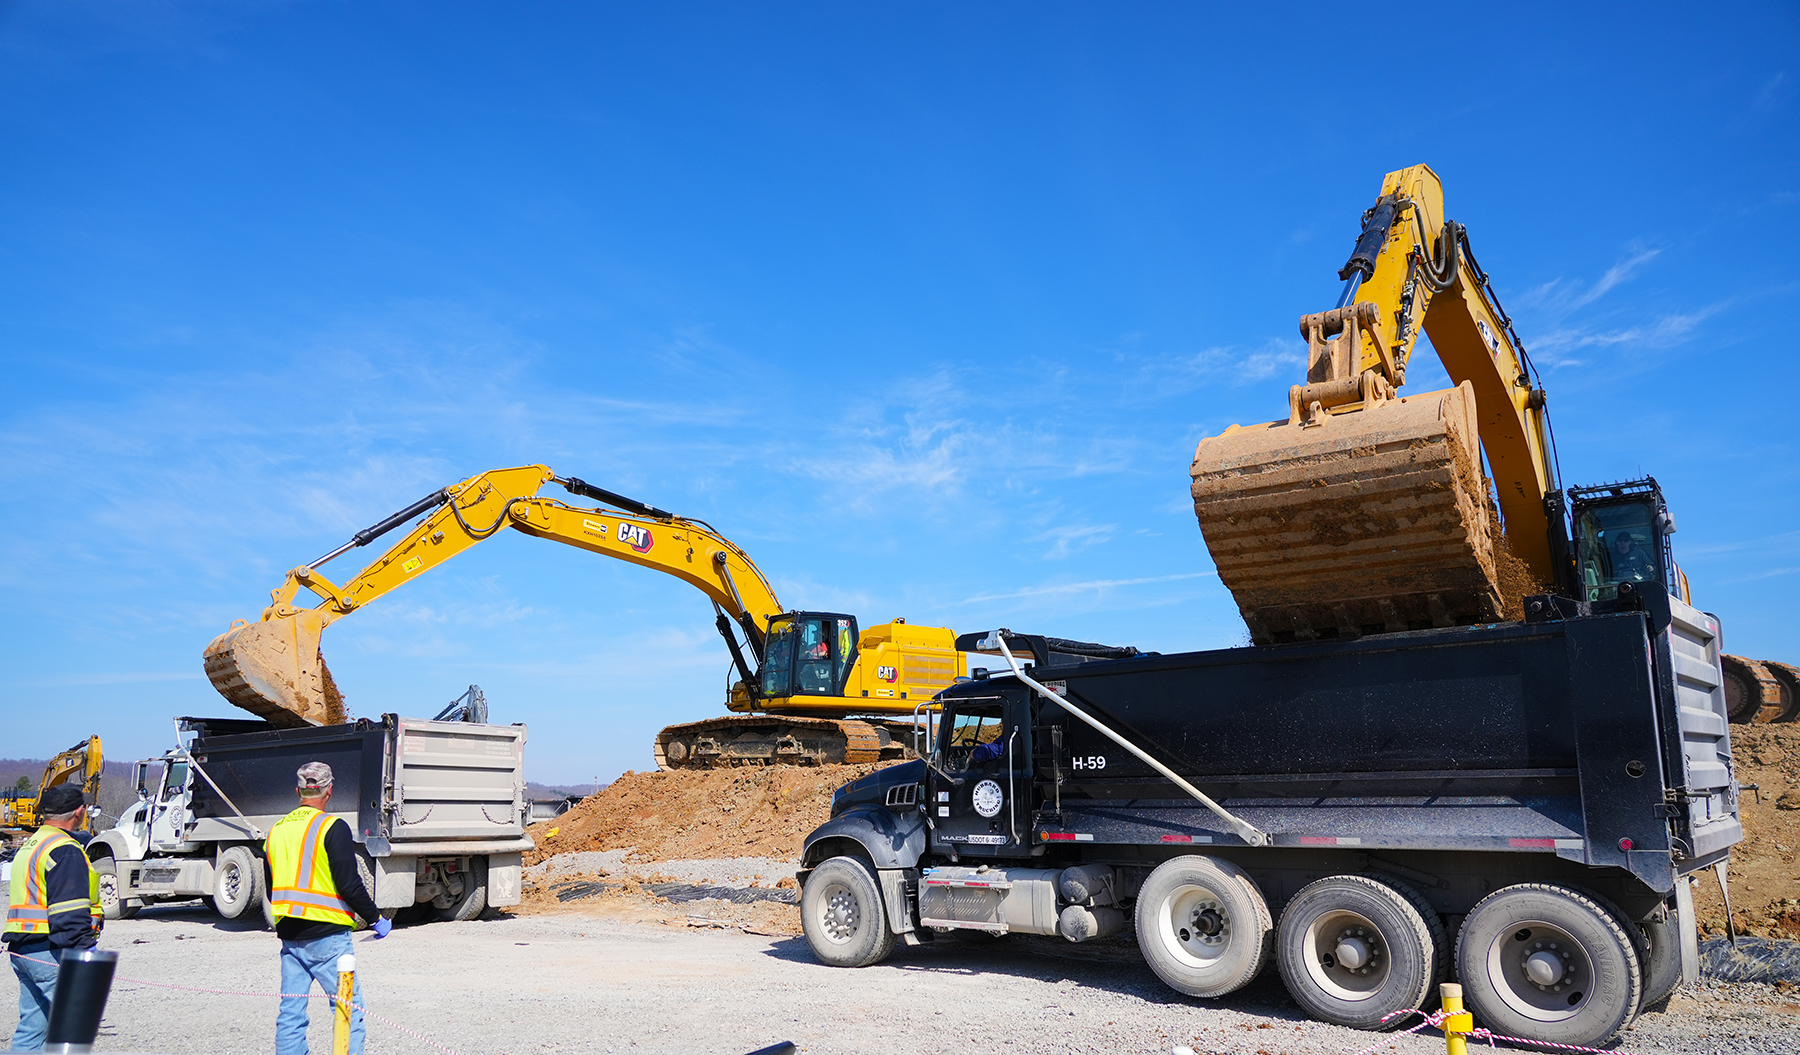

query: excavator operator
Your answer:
[1610,532,1656,583]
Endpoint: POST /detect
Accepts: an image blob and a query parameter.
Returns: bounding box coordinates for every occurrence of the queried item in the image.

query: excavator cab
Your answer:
[760,613,860,698]
[1566,479,1687,604]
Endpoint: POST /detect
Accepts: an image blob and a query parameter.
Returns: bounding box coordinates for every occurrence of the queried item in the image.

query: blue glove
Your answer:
[372,917,393,938]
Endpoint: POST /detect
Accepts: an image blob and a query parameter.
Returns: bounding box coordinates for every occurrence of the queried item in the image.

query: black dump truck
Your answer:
[796,585,1739,1048]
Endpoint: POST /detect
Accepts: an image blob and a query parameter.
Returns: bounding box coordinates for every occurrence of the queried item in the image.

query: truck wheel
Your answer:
[1135,855,1272,998]
[433,856,488,922]
[1275,874,1441,1030]
[800,856,895,968]
[92,857,139,921]
[213,846,265,920]
[1456,884,1641,1048]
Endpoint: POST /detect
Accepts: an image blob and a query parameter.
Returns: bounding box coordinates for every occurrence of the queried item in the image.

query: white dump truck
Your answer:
[87,714,531,925]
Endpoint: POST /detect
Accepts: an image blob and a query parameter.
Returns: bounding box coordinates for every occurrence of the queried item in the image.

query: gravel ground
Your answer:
[525,851,796,888]
[8,898,1800,1055]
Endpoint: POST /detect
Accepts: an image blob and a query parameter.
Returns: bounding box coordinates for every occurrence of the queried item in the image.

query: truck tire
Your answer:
[800,856,895,968]
[92,856,139,921]
[1275,874,1441,1031]
[1135,855,1272,998]
[433,855,488,923]
[213,846,265,921]
[1456,883,1642,1048]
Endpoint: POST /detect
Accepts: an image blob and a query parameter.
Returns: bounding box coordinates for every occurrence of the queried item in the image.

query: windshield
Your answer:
[1576,501,1660,601]
[161,761,189,800]
[939,703,1005,772]
[760,615,856,697]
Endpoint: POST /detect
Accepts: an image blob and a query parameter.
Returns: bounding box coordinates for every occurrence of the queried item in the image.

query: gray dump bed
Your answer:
[183,713,531,856]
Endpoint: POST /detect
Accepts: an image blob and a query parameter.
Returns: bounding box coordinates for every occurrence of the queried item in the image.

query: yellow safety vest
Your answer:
[5,826,100,937]
[266,806,354,927]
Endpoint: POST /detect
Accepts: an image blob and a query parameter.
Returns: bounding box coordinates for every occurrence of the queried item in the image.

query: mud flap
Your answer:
[879,868,914,936]
[1676,876,1699,985]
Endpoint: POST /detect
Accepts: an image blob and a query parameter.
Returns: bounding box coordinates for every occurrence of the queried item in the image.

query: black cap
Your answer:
[39,784,86,816]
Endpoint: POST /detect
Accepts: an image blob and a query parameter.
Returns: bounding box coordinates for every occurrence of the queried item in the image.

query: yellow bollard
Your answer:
[1438,981,1473,1055]
[334,953,356,1055]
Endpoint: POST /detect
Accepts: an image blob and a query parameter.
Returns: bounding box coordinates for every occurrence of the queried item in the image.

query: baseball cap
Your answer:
[39,784,86,815]
[296,762,334,792]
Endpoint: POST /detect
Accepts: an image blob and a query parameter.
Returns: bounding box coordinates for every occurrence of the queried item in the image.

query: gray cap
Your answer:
[296,762,334,792]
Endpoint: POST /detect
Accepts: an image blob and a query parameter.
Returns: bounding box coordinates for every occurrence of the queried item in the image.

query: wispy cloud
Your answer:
[13,671,205,688]
[955,571,1215,605]
[1518,247,1660,317]
[1756,71,1790,113]
[1030,523,1116,559]
[1532,300,1729,356]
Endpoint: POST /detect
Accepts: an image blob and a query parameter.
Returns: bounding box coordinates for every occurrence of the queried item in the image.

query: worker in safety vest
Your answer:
[264,761,387,1055]
[4,783,101,1053]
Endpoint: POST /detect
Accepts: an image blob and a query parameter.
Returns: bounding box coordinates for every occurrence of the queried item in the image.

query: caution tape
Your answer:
[1351,1007,1650,1055]
[8,947,471,1055]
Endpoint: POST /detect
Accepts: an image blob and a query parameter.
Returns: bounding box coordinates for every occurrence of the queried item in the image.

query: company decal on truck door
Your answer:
[972,780,1004,818]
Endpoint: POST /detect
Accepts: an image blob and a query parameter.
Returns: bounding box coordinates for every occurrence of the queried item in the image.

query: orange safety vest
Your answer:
[265,806,354,927]
[5,826,100,936]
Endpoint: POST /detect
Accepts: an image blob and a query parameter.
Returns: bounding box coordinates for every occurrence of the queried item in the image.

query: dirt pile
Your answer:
[523,762,887,865]
[1696,724,1800,939]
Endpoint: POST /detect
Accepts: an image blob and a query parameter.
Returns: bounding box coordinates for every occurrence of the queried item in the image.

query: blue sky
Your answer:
[3,3,1795,784]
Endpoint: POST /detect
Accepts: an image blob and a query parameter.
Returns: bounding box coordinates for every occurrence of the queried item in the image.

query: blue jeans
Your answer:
[277,931,365,1055]
[9,943,63,1053]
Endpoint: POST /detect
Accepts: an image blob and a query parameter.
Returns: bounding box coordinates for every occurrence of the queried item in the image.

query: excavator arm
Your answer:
[203,465,783,727]
[1319,165,1557,573]
[1192,165,1559,643]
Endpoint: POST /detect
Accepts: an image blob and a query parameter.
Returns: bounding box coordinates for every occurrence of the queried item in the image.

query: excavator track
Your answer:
[653,714,919,771]
[1192,383,1507,644]
[1722,655,1795,724]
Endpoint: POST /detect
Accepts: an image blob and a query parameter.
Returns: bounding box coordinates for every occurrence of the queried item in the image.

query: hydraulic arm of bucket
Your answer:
[203,465,785,727]
[1191,165,1557,643]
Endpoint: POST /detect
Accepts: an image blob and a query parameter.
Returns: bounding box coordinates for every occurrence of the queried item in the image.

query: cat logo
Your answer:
[878,665,898,682]
[1478,318,1500,358]
[618,523,654,554]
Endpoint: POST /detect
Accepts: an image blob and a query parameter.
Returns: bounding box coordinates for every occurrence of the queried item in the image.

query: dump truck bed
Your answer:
[181,713,529,855]
[1016,591,1739,892]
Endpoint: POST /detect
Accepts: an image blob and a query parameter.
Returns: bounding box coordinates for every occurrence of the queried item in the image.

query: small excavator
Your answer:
[203,466,966,768]
[1,736,103,849]
[1190,163,1794,713]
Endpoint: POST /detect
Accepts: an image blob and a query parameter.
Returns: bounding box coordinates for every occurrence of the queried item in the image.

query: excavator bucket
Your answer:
[202,611,346,728]
[1191,382,1512,644]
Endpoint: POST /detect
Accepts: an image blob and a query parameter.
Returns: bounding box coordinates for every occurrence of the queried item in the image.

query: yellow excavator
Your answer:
[1191,164,1795,717]
[1,736,103,847]
[203,465,966,767]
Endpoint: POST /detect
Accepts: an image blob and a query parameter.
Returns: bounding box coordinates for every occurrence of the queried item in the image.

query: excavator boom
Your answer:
[204,465,962,767]
[1191,165,1556,643]
[205,465,780,726]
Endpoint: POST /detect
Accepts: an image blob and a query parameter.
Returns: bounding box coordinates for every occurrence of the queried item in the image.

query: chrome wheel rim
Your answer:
[1302,908,1390,1001]
[1161,883,1233,971]
[817,881,859,945]
[1484,919,1592,1023]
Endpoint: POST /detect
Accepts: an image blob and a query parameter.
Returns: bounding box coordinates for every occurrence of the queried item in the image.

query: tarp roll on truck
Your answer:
[86,715,529,925]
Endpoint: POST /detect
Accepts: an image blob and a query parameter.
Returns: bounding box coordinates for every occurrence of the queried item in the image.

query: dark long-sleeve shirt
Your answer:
[3,836,99,951]
[266,816,382,942]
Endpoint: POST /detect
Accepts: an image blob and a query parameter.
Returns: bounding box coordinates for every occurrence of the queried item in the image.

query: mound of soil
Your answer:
[1696,724,1800,939]
[523,762,887,865]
